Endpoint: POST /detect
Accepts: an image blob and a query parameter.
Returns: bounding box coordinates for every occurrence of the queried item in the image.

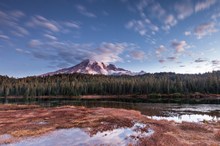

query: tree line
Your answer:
[0,71,220,97]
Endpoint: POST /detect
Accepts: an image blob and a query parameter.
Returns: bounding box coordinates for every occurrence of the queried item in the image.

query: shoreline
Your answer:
[1,94,220,104]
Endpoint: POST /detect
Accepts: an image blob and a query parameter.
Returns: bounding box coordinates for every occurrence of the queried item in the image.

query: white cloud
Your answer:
[129,0,218,36]
[174,0,194,20]
[211,12,220,20]
[148,2,179,31]
[28,39,42,48]
[165,15,177,26]
[163,14,177,30]
[26,40,140,67]
[171,40,188,53]
[195,0,216,12]
[135,0,178,33]
[15,48,30,54]
[126,19,147,36]
[44,34,57,41]
[27,15,59,32]
[126,18,159,36]
[194,22,218,39]
[93,42,138,63]
[63,21,80,29]
[76,5,96,18]
[0,34,9,40]
[130,50,145,60]
[151,2,166,18]
[155,45,166,57]
[184,31,191,36]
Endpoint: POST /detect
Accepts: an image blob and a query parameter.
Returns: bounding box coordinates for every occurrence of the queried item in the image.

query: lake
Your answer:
[1,99,220,123]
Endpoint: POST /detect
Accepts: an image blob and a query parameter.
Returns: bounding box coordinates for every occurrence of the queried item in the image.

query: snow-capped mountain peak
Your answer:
[41,59,146,76]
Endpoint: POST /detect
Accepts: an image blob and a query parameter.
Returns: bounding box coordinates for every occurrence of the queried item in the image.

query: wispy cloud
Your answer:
[9,10,25,19]
[44,34,57,41]
[195,0,216,12]
[27,15,59,32]
[127,0,180,37]
[11,25,29,37]
[0,34,10,40]
[155,41,189,64]
[0,10,29,37]
[26,39,141,67]
[126,0,218,38]
[167,56,177,61]
[0,9,82,41]
[194,22,218,39]
[63,21,81,29]
[0,10,25,24]
[76,5,96,18]
[159,59,166,63]
[15,48,30,54]
[211,59,220,70]
[195,58,208,63]
[212,60,220,65]
[92,42,133,63]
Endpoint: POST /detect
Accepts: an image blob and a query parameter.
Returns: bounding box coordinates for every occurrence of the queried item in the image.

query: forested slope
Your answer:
[0,71,220,97]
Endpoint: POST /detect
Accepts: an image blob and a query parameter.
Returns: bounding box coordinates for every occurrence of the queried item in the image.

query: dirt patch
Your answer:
[0,104,219,145]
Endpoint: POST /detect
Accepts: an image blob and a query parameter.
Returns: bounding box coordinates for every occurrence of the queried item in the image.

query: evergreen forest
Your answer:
[0,71,220,97]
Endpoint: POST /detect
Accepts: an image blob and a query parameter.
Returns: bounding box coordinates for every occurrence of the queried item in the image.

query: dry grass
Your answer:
[0,104,39,110]
[0,104,220,145]
[180,122,209,132]
[215,130,220,140]
[11,127,54,137]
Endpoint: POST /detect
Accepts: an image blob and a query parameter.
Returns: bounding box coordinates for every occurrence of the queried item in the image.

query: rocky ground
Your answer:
[0,104,220,146]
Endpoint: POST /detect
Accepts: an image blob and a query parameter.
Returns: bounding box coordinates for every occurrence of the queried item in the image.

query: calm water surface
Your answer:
[2,99,220,123]
[3,123,154,146]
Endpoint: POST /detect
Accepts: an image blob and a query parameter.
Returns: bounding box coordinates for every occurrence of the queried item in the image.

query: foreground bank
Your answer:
[0,104,219,145]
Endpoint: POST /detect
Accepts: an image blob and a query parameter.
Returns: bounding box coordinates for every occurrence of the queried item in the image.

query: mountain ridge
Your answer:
[41,59,146,76]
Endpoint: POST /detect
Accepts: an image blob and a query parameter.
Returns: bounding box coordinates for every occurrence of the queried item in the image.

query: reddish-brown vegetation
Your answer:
[0,104,219,145]
[215,130,220,140]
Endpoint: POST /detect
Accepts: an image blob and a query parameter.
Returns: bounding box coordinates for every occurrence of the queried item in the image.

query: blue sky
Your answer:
[1,0,220,77]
